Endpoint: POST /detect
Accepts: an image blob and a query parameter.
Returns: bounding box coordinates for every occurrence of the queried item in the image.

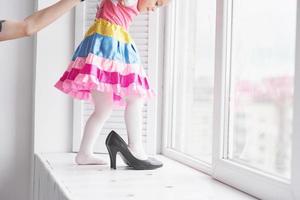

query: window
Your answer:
[163,0,216,170]
[163,0,300,199]
[226,0,295,179]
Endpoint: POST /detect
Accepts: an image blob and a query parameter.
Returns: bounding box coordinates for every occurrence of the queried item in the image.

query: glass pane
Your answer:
[227,0,296,179]
[171,0,216,164]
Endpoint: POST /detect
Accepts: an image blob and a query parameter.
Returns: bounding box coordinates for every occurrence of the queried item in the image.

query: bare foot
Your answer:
[75,153,108,165]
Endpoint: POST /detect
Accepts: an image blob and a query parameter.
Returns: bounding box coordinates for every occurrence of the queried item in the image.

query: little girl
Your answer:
[54,0,169,167]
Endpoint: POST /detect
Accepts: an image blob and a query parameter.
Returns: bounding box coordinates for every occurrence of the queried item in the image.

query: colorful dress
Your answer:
[54,0,156,108]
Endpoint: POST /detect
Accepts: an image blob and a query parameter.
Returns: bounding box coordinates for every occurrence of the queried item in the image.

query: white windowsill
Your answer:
[33,152,257,200]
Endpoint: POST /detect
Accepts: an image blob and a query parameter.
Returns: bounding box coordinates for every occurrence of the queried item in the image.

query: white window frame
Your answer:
[162,0,300,199]
[72,2,162,155]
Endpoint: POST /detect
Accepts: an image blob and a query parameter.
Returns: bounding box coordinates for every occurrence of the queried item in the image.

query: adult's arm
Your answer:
[0,0,82,41]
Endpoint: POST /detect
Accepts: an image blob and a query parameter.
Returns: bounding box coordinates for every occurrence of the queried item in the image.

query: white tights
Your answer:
[75,89,148,165]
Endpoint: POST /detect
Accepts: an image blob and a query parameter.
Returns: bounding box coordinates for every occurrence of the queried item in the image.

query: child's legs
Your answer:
[124,95,148,160]
[75,89,114,165]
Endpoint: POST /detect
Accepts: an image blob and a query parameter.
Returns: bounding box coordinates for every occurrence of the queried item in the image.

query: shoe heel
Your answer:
[107,145,118,169]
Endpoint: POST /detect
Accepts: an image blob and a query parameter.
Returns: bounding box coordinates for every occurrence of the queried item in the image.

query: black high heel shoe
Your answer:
[105,130,163,170]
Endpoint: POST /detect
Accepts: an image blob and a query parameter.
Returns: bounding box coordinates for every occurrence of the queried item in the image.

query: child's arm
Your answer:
[0,0,82,42]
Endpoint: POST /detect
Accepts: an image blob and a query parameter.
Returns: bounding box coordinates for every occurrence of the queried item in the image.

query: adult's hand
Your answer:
[0,0,82,42]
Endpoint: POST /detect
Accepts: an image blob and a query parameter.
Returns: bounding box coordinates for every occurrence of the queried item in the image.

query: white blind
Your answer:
[73,0,153,152]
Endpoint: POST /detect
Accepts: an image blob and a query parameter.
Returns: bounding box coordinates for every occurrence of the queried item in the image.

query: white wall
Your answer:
[0,1,34,199]
[0,0,75,199]
[0,0,33,200]
[33,0,74,153]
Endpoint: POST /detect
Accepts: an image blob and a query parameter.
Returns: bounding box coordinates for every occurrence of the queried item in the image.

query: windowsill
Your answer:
[33,152,257,200]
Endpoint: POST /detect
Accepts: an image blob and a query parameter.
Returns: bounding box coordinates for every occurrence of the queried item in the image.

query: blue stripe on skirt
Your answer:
[72,33,141,64]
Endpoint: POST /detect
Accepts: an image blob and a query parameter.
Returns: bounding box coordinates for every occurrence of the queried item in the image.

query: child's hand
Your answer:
[156,0,170,7]
[119,0,125,6]
[114,0,137,7]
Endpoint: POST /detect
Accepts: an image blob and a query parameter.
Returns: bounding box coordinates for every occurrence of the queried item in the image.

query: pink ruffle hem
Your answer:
[54,54,156,107]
